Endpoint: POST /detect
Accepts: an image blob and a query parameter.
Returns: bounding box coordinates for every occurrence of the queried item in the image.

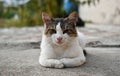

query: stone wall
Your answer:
[79,0,120,25]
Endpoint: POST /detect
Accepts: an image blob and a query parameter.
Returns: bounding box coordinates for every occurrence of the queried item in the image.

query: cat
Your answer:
[39,12,86,68]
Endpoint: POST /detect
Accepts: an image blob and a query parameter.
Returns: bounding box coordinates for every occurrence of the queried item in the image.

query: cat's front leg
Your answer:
[60,56,86,67]
[39,58,64,68]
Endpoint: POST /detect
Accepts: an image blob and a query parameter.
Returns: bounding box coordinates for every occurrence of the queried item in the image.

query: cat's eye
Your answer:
[63,30,68,34]
[63,29,72,34]
[48,29,56,34]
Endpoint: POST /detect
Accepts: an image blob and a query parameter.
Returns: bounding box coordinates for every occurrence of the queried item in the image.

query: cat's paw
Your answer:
[60,58,68,63]
[80,57,86,65]
[54,60,64,68]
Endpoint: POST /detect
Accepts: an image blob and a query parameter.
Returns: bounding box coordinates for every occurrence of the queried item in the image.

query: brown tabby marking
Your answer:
[42,12,78,37]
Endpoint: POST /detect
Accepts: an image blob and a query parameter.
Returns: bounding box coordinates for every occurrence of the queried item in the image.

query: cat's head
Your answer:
[42,12,78,46]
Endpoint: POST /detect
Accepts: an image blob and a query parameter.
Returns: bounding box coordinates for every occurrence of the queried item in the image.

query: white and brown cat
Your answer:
[39,12,86,68]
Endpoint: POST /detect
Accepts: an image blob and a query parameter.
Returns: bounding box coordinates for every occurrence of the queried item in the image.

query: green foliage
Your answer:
[2,12,14,19]
[4,19,27,27]
[2,7,17,18]
[2,0,99,27]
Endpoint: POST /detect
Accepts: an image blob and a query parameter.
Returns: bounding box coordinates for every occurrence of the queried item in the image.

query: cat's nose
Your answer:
[57,37,63,42]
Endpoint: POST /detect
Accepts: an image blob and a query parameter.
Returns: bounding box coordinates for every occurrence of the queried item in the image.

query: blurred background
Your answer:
[80,0,120,25]
[0,0,100,27]
[0,0,120,28]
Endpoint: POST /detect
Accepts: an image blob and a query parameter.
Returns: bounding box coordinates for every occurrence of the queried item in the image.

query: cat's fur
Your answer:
[39,12,86,68]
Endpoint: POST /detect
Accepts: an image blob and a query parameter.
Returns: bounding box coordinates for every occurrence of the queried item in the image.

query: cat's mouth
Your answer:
[57,41,63,44]
[55,40,64,45]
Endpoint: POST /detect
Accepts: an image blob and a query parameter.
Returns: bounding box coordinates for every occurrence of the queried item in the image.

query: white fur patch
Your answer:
[56,22,63,35]
[39,22,86,68]
[51,22,68,46]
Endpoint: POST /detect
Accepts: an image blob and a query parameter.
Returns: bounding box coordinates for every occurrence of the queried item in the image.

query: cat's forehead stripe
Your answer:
[56,22,61,29]
[53,19,65,31]
[56,22,63,34]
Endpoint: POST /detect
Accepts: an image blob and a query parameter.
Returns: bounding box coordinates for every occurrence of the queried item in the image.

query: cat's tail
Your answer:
[77,31,87,56]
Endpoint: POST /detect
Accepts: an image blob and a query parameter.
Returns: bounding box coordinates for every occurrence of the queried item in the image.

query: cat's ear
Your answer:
[67,12,78,25]
[68,12,78,21]
[42,12,51,26]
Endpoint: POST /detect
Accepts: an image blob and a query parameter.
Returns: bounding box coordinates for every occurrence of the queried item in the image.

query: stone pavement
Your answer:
[0,24,120,76]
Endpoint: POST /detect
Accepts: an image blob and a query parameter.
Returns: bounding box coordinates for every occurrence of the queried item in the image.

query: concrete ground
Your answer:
[0,24,120,76]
